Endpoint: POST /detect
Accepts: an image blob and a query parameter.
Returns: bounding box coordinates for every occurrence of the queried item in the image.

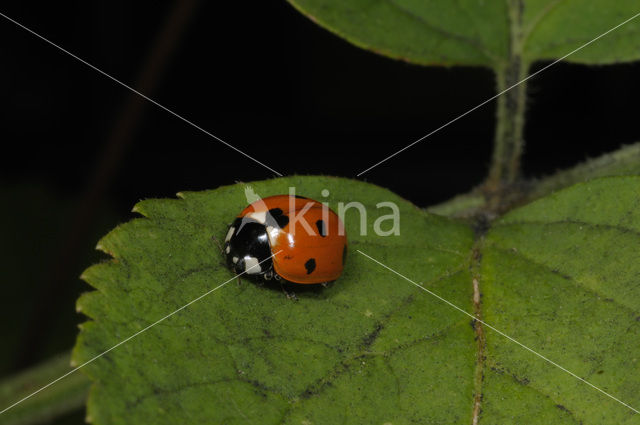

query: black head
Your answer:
[223,217,273,278]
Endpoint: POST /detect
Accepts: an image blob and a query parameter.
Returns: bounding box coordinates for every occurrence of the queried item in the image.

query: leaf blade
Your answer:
[287,0,508,66]
[287,0,640,68]
[73,176,477,424]
[480,176,640,423]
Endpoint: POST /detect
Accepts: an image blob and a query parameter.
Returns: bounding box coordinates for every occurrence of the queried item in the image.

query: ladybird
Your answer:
[223,195,347,284]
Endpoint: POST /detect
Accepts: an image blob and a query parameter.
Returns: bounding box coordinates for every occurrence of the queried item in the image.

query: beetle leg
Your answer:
[211,234,224,253]
[280,283,297,301]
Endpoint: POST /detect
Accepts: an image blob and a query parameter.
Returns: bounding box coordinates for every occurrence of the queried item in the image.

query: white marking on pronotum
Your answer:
[225,245,231,254]
[232,256,239,264]
[225,227,235,242]
[356,249,640,415]
[246,211,267,224]
[244,256,261,274]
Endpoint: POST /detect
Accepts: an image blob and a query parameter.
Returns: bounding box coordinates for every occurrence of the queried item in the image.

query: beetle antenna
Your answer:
[211,234,224,253]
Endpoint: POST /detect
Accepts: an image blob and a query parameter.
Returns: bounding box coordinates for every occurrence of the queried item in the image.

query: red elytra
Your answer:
[226,195,347,284]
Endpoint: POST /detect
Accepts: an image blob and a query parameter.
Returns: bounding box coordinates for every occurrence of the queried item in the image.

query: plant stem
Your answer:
[0,352,89,425]
[487,0,528,189]
[429,141,640,217]
[528,142,640,197]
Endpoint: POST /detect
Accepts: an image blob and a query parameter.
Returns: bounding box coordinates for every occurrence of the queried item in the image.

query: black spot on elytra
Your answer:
[316,220,326,237]
[267,208,289,228]
[304,258,316,274]
[294,195,308,199]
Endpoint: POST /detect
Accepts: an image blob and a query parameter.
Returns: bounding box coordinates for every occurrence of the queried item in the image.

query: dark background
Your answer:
[1,1,639,423]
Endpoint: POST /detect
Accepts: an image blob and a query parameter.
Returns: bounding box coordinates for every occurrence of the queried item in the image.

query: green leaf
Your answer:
[286,0,640,67]
[73,176,477,424]
[287,0,508,67]
[73,176,640,424]
[0,352,89,425]
[521,1,640,64]
[480,176,640,424]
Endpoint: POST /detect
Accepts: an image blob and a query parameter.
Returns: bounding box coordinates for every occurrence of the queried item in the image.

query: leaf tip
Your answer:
[95,240,114,257]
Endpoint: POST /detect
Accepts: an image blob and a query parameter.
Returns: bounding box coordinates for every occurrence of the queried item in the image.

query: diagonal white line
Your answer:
[0,251,281,416]
[356,249,640,415]
[356,10,640,177]
[0,11,283,177]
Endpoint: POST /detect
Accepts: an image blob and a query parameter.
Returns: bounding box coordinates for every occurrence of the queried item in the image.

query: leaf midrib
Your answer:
[385,0,500,62]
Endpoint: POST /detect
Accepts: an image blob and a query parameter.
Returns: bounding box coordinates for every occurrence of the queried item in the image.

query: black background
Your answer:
[1,1,639,422]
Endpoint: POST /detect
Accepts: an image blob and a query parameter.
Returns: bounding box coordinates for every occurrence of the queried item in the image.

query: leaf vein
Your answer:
[384,0,496,61]
[489,245,639,315]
